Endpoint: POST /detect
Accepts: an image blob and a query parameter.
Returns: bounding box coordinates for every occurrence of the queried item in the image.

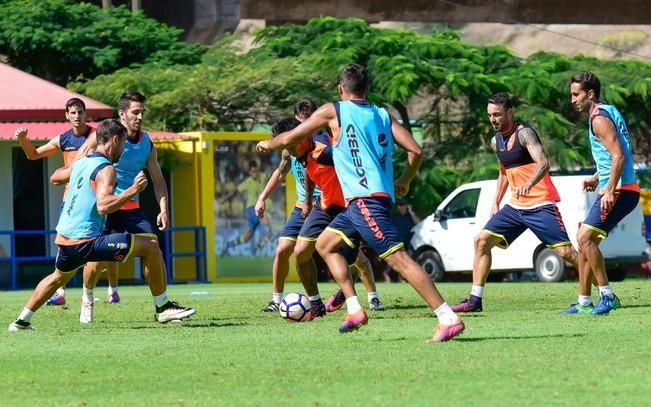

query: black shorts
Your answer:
[55,233,134,273]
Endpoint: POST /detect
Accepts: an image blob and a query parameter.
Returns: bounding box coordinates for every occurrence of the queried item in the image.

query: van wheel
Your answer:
[535,248,567,282]
[607,268,627,282]
[415,250,445,282]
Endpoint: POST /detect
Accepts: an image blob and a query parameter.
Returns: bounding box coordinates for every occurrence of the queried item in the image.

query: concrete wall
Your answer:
[241,0,651,24]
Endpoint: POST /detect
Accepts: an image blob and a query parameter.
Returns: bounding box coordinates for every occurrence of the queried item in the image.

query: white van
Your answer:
[410,175,648,282]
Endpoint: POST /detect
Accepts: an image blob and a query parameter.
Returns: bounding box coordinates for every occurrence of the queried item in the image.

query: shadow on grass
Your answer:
[126,321,247,330]
[620,304,651,309]
[455,332,586,342]
[391,304,431,311]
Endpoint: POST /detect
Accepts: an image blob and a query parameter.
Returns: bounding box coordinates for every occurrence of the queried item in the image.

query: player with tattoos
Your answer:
[451,93,578,312]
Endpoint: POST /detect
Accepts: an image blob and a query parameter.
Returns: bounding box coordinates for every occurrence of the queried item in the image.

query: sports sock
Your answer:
[108,286,118,295]
[578,295,593,306]
[18,307,34,323]
[272,292,283,305]
[153,292,169,308]
[598,285,613,297]
[367,292,379,303]
[82,287,94,303]
[470,285,484,298]
[308,294,322,304]
[434,303,458,325]
[345,296,362,314]
[56,287,65,296]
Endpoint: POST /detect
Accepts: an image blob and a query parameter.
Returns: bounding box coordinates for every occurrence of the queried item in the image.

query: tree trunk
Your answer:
[101,0,112,8]
[391,101,411,133]
[132,0,142,13]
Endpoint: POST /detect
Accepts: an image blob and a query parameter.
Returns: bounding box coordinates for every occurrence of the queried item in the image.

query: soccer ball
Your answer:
[279,293,311,322]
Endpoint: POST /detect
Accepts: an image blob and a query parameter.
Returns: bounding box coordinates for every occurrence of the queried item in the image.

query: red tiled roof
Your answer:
[0,122,197,141]
[0,62,113,121]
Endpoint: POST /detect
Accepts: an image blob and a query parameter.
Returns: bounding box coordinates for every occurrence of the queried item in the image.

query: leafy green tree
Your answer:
[0,0,206,85]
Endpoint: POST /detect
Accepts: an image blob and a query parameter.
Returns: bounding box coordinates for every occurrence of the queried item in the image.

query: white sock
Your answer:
[345,296,362,314]
[578,295,593,306]
[308,294,321,302]
[82,287,94,303]
[367,292,379,303]
[470,285,484,298]
[56,287,65,296]
[153,292,169,308]
[18,307,34,322]
[434,302,458,325]
[598,285,613,297]
[108,286,118,295]
[272,292,283,305]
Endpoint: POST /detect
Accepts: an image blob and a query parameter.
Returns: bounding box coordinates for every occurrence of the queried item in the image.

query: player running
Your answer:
[451,93,577,313]
[8,119,195,332]
[52,91,170,323]
[13,98,112,306]
[258,64,461,342]
[257,100,323,312]
[564,72,640,314]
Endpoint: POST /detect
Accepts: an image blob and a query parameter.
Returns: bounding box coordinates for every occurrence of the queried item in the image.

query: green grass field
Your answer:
[2,280,651,406]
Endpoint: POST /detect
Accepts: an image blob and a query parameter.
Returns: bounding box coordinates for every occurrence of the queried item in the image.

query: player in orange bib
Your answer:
[451,93,578,312]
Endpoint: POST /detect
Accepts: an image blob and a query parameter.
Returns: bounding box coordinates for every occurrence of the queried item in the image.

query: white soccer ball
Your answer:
[279,293,311,322]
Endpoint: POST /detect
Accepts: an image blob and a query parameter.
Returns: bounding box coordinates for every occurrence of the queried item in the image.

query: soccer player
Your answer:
[565,72,640,314]
[257,100,322,312]
[258,64,462,342]
[271,117,385,320]
[221,160,269,255]
[8,119,195,332]
[52,91,170,323]
[13,98,109,306]
[451,93,577,312]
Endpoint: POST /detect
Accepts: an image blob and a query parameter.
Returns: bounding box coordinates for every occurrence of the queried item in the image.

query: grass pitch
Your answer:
[1,280,651,406]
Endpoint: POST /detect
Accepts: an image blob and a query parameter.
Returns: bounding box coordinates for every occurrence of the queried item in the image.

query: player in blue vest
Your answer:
[257,64,464,342]
[52,92,170,323]
[8,119,195,332]
[565,72,641,315]
[14,98,101,307]
[256,100,324,313]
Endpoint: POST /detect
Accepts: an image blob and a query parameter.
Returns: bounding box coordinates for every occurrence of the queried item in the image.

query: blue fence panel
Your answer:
[0,226,208,290]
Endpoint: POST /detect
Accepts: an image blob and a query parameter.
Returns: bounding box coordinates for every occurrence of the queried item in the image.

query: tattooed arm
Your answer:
[517,127,550,198]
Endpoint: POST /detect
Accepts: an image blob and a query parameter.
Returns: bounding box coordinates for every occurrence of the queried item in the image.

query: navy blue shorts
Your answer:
[299,202,358,264]
[103,207,154,235]
[584,190,640,238]
[55,233,134,273]
[327,196,404,259]
[245,206,261,231]
[279,206,306,240]
[483,204,571,249]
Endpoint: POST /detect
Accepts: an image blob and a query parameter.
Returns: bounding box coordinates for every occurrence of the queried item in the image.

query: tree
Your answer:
[0,0,206,85]
[70,17,651,212]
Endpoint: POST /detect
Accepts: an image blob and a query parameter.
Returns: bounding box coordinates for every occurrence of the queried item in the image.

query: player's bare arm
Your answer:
[257,104,334,152]
[592,115,625,211]
[15,128,61,160]
[96,167,148,215]
[390,115,423,197]
[147,146,170,231]
[255,150,292,217]
[303,176,315,218]
[518,127,550,197]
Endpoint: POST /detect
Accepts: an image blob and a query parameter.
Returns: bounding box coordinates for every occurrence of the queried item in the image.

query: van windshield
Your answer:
[442,188,480,219]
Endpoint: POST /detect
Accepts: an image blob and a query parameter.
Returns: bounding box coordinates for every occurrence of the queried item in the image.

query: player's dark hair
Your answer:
[65,97,86,112]
[294,99,317,121]
[488,92,513,109]
[571,72,601,99]
[338,63,369,95]
[249,159,258,169]
[272,117,301,137]
[96,119,127,144]
[118,91,146,112]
